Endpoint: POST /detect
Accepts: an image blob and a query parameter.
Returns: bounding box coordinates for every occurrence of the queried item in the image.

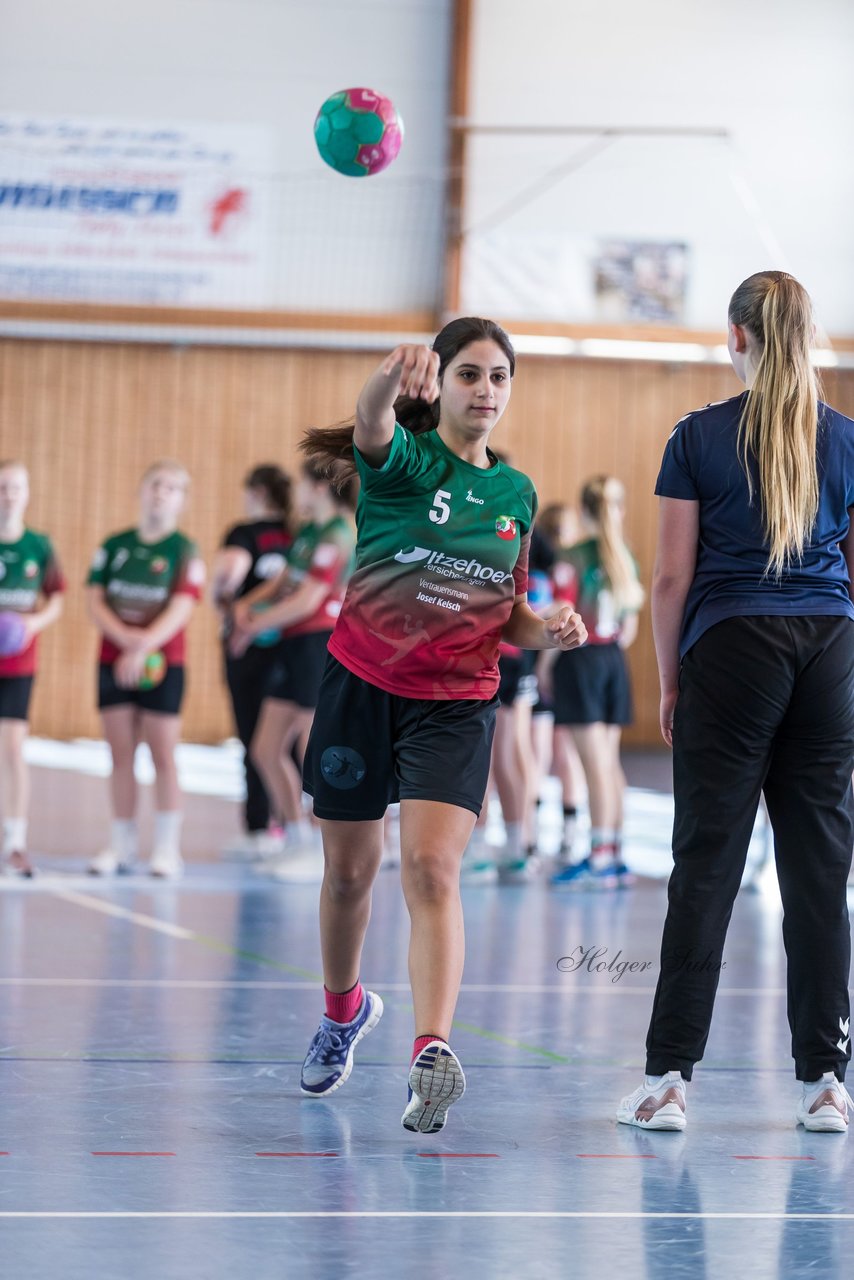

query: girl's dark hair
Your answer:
[301,457,359,512]
[245,464,292,520]
[300,317,516,479]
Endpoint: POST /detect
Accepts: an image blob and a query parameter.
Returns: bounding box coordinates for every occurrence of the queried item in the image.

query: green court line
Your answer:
[449,1020,571,1064]
[51,890,575,1066]
[188,932,323,983]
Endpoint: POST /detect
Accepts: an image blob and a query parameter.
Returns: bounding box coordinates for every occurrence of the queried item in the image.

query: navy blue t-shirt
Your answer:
[655,393,854,657]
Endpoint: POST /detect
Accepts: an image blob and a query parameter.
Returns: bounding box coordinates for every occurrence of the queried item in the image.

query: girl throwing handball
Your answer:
[87,461,205,879]
[297,317,586,1134]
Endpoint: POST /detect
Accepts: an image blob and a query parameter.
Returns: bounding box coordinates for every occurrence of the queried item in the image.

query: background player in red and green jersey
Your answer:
[86,460,205,879]
[547,475,644,889]
[231,458,357,868]
[0,460,65,876]
[296,317,587,1136]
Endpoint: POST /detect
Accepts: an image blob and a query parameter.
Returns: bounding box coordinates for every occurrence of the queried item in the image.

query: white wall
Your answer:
[0,0,452,312]
[464,0,854,334]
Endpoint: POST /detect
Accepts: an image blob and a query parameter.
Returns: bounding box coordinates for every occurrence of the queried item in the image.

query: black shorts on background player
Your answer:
[304,656,498,821]
[553,642,633,726]
[0,676,34,721]
[98,664,185,715]
[497,650,538,708]
[267,631,333,709]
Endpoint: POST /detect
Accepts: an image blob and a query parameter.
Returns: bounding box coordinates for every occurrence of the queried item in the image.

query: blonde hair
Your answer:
[141,459,190,488]
[729,271,819,577]
[581,476,644,612]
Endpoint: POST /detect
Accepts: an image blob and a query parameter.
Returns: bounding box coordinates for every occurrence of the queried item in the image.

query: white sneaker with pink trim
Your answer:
[796,1072,852,1132]
[617,1070,687,1130]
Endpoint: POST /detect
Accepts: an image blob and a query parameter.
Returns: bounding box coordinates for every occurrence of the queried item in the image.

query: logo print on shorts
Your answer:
[495,516,516,541]
[320,746,367,790]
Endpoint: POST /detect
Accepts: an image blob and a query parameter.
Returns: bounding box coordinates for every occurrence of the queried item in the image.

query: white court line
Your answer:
[1,1211,854,1221]
[0,977,799,997]
[51,890,196,941]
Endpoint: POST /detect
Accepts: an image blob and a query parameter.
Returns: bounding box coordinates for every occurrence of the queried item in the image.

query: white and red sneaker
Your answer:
[617,1070,687,1130]
[796,1072,852,1133]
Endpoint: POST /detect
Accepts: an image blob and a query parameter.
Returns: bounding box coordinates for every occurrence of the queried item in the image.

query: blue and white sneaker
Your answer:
[551,857,618,890]
[401,1041,466,1134]
[300,991,384,1097]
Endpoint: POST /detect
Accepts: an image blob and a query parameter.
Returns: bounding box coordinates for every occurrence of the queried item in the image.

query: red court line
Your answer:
[417,1153,499,1159]
[577,1154,657,1160]
[732,1156,816,1161]
[0,1153,8,1156]
[256,1152,339,1158]
[91,1152,176,1157]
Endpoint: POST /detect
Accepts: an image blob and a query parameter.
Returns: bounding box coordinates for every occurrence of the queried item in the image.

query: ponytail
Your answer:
[300,317,515,480]
[580,477,644,613]
[729,271,819,577]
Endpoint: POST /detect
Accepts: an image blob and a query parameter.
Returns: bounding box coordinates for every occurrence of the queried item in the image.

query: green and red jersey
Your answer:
[552,538,640,644]
[87,528,205,664]
[328,424,537,700]
[0,529,65,677]
[284,516,356,639]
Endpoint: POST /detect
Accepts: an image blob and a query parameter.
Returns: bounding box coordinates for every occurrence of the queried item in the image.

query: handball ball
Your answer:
[314,88,403,177]
[0,610,27,657]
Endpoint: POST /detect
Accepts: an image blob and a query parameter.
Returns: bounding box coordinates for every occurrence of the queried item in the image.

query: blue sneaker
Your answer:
[401,1041,466,1134]
[551,857,618,890]
[300,991,384,1096]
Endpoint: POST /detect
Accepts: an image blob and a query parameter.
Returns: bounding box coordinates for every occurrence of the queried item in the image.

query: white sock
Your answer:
[503,821,523,861]
[111,818,138,862]
[590,828,617,866]
[645,1071,683,1089]
[2,817,27,855]
[153,811,183,855]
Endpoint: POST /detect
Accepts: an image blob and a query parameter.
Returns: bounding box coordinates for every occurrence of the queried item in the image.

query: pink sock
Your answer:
[412,1034,446,1064]
[324,981,364,1024]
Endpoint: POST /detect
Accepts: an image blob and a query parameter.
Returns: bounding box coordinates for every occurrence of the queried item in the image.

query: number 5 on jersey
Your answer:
[429,489,452,526]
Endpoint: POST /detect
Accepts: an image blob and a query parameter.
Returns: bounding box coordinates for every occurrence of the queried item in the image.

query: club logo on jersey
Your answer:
[393,545,511,585]
[23,560,38,579]
[151,557,168,574]
[495,516,517,541]
[312,544,338,570]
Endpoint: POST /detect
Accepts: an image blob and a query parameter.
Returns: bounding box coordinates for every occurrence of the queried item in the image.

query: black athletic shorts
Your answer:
[303,656,499,821]
[0,676,34,721]
[98,664,185,715]
[553,642,633,726]
[267,631,333,709]
[497,650,538,708]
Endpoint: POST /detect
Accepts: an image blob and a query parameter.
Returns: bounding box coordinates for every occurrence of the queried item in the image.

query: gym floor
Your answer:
[1,753,851,1279]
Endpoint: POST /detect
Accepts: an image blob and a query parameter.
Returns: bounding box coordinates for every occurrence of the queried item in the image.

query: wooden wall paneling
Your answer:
[3,337,853,747]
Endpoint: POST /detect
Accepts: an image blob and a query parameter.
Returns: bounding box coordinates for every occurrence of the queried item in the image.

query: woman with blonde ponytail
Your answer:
[547,476,644,888]
[617,271,854,1135]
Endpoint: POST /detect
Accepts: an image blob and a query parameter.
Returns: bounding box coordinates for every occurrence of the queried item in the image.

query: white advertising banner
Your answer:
[0,116,274,307]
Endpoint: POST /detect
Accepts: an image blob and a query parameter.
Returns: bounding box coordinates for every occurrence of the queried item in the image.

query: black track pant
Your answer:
[225,648,275,833]
[646,615,854,1083]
